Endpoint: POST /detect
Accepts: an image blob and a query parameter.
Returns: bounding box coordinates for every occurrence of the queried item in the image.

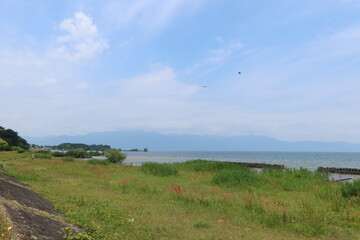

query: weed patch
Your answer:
[194,220,211,229]
[61,157,75,162]
[86,159,109,165]
[142,162,178,176]
[212,168,261,188]
[341,179,360,199]
[34,153,52,159]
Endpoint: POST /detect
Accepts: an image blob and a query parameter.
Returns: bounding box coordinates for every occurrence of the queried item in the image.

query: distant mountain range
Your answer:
[24,131,360,152]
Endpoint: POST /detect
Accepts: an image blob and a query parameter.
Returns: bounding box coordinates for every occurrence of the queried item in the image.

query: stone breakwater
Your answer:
[318,167,360,175]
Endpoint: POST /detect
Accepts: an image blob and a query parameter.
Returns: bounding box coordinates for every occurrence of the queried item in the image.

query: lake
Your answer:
[124,151,360,170]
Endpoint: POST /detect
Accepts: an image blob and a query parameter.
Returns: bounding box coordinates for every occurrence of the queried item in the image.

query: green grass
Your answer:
[61,157,75,162]
[142,162,178,176]
[1,152,360,240]
[341,179,360,198]
[34,153,52,159]
[86,159,109,165]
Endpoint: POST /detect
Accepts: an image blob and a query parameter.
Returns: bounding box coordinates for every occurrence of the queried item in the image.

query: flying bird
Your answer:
[202,86,207,88]
[238,72,241,74]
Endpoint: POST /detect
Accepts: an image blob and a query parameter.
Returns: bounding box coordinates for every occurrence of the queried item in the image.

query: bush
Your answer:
[142,162,178,176]
[341,179,360,199]
[0,138,9,151]
[35,150,51,154]
[11,146,26,153]
[67,149,87,158]
[105,149,127,163]
[52,151,66,157]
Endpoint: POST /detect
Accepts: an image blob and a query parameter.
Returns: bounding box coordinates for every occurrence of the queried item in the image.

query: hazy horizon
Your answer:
[1,1,360,144]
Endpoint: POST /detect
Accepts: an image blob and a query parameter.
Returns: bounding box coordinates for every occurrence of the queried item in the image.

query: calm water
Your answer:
[124,151,360,170]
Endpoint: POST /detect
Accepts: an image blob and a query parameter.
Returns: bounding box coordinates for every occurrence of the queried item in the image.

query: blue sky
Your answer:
[1,0,360,143]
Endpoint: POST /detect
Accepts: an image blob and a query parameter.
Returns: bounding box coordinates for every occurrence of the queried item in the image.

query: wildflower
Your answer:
[7,226,12,231]
[128,218,134,223]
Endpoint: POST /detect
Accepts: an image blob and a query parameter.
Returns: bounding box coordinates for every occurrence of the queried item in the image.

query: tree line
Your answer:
[0,126,29,151]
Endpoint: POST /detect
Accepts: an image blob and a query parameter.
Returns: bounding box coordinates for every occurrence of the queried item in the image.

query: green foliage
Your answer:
[34,153,52,159]
[143,148,148,152]
[142,162,178,176]
[2,152,360,239]
[67,149,87,158]
[61,157,75,162]
[341,179,360,199]
[0,126,29,149]
[87,159,110,165]
[63,227,93,240]
[53,151,66,157]
[0,138,9,151]
[212,168,261,187]
[105,149,127,163]
[193,220,211,229]
[260,168,328,191]
[176,159,238,172]
[56,143,110,151]
[11,146,25,153]
[35,150,51,154]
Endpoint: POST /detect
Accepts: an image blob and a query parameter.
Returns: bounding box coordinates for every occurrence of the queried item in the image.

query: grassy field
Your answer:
[1,151,360,240]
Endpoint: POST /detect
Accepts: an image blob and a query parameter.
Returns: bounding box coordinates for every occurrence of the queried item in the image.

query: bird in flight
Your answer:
[202,86,207,88]
[238,72,241,74]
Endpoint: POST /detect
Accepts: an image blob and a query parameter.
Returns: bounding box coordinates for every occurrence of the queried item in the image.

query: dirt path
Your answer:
[0,168,83,240]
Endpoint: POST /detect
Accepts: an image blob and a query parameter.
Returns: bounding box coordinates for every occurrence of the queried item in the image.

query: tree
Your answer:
[105,149,127,163]
[0,126,29,150]
[143,148,148,152]
[0,138,9,151]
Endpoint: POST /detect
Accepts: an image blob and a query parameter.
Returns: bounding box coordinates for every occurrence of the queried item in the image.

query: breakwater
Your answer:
[318,167,360,175]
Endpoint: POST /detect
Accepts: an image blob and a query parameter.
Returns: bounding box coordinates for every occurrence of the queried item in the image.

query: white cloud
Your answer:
[54,12,108,60]
[185,39,243,75]
[103,0,204,32]
[116,64,199,97]
[205,41,243,64]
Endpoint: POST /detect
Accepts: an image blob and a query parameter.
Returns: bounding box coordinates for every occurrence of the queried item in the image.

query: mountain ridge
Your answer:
[24,131,360,152]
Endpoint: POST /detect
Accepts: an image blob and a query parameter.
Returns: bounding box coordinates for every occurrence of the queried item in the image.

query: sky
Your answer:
[1,0,360,143]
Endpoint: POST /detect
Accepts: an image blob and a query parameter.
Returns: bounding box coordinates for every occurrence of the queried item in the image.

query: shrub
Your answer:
[105,149,127,163]
[35,150,51,154]
[67,149,87,158]
[0,138,9,151]
[341,179,360,199]
[142,162,178,176]
[53,151,66,157]
[11,146,25,153]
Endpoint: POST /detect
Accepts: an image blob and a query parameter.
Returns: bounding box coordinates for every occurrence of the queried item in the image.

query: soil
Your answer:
[0,169,83,240]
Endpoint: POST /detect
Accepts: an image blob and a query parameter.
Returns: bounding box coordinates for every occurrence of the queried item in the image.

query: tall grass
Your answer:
[212,168,261,187]
[87,159,109,165]
[175,159,236,172]
[34,153,52,159]
[142,162,178,176]
[341,179,360,199]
